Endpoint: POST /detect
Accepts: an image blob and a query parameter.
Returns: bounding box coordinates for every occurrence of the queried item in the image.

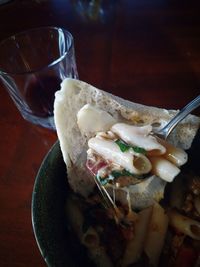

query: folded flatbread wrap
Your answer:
[54,78,200,209]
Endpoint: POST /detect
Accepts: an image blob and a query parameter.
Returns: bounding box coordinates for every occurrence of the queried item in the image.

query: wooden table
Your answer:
[0,0,199,266]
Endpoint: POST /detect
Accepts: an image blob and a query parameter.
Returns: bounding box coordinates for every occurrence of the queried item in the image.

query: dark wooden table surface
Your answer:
[0,0,200,266]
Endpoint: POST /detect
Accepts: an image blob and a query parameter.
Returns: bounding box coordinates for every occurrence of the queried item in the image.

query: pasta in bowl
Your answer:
[32,139,200,267]
[32,78,200,267]
[64,111,200,266]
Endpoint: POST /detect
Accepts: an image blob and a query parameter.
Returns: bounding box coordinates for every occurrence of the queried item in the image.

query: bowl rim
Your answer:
[31,140,59,266]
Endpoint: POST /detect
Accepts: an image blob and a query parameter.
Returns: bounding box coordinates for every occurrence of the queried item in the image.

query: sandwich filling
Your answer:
[77,104,188,188]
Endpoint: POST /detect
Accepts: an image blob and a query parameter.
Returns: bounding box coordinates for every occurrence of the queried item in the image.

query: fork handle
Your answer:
[158,95,200,139]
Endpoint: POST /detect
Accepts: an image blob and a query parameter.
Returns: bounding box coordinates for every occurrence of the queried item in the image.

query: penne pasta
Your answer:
[144,203,169,267]
[168,209,200,240]
[66,195,114,267]
[157,137,188,166]
[149,156,180,182]
[88,137,152,174]
[88,246,114,267]
[82,227,100,248]
[86,120,187,188]
[121,206,152,267]
[111,123,166,155]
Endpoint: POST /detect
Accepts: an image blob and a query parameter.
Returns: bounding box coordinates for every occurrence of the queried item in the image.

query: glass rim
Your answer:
[0,26,74,75]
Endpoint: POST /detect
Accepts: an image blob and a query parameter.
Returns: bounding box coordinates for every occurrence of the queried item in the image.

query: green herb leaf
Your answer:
[110,170,123,178]
[121,169,133,176]
[96,175,108,186]
[115,139,130,152]
[111,169,133,178]
[132,146,146,154]
[115,138,146,154]
[111,169,147,179]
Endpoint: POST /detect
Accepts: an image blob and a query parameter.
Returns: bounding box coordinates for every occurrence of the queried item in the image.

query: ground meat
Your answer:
[182,175,200,220]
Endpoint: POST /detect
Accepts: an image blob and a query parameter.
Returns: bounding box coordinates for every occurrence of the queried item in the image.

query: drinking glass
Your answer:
[0,27,78,130]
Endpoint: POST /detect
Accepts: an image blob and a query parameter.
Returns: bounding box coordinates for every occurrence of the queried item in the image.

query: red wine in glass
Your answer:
[25,75,62,117]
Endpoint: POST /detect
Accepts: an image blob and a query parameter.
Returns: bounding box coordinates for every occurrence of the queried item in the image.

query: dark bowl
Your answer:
[32,129,200,267]
[31,141,93,267]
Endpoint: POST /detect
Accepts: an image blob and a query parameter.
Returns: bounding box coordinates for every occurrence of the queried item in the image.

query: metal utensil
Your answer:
[154,95,200,140]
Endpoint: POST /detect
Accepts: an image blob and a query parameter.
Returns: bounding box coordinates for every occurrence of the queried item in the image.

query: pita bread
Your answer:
[54,78,200,208]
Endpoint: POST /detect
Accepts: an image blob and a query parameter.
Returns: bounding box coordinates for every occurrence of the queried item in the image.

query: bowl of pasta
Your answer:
[32,79,200,267]
[32,135,200,267]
